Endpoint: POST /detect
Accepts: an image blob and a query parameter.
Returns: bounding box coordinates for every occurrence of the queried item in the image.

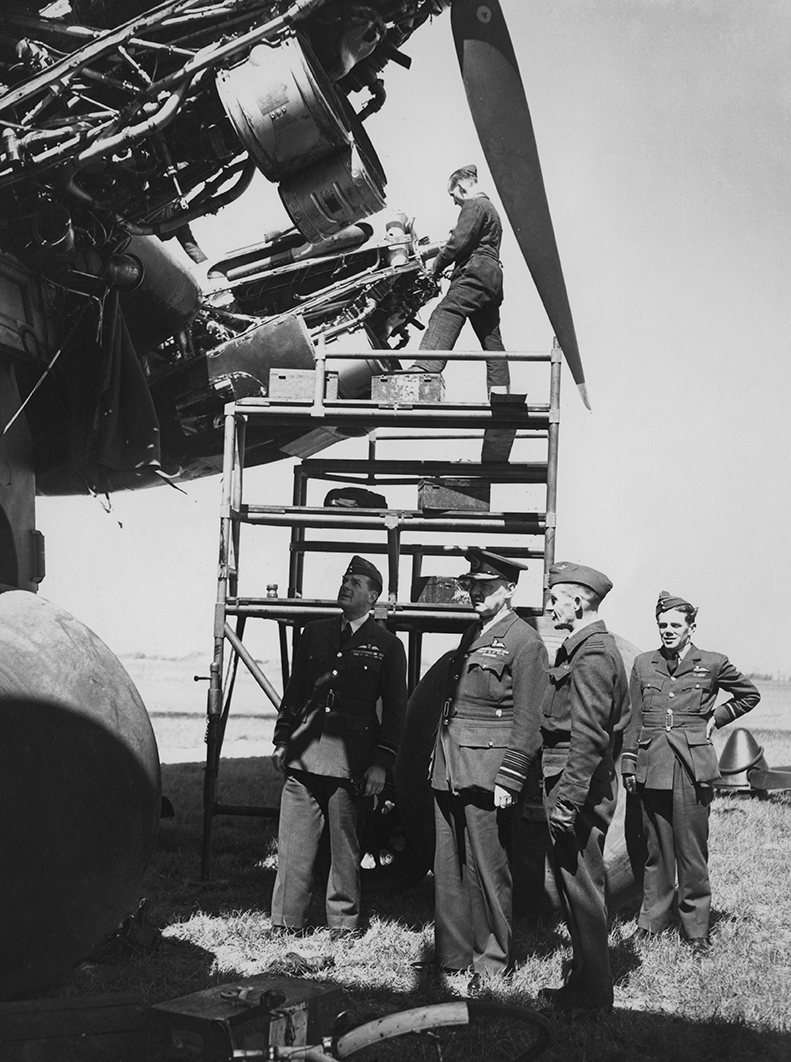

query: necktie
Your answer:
[667,654,678,674]
[339,622,351,645]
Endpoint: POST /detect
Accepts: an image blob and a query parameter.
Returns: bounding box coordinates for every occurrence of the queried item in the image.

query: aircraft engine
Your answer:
[0,590,161,998]
[215,35,386,241]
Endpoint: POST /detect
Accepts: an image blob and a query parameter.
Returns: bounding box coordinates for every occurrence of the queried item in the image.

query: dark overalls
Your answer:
[414,193,509,392]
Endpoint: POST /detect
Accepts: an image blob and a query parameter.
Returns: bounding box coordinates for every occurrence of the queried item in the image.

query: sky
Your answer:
[37,1,791,676]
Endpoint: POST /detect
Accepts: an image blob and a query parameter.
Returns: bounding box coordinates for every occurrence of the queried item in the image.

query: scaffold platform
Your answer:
[200,344,561,879]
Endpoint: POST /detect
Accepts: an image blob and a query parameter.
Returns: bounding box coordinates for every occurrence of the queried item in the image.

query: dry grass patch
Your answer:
[35,732,791,1061]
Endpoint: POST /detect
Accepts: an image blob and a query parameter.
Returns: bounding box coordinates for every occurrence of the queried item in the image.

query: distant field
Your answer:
[121,655,791,763]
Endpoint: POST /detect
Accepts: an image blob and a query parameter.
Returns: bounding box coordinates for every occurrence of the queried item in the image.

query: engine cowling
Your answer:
[0,591,160,998]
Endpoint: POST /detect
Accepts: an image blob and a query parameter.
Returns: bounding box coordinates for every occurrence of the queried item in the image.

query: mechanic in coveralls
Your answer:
[411,165,510,396]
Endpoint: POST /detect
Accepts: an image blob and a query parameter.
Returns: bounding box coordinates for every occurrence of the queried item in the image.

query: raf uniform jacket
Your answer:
[622,645,760,788]
[273,615,407,780]
[431,610,549,795]
[539,620,630,809]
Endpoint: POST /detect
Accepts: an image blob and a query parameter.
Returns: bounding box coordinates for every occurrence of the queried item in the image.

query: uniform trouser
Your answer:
[544,771,616,1008]
[432,787,519,974]
[271,769,362,931]
[638,761,714,939]
[413,258,510,392]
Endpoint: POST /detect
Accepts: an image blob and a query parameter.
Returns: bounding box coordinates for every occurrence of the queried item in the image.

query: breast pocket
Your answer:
[344,650,384,698]
[543,665,570,719]
[640,679,664,707]
[467,657,507,703]
[679,679,710,710]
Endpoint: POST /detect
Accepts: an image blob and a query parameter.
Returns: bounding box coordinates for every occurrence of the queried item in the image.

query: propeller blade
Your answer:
[451,0,589,408]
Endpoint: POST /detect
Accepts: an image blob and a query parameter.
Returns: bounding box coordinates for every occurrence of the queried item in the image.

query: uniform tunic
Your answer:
[539,620,630,1008]
[414,194,509,392]
[430,610,548,972]
[271,615,406,930]
[622,645,759,938]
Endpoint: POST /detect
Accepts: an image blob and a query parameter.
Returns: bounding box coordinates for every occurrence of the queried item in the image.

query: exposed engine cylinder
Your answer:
[119,235,201,355]
[216,34,387,241]
[215,36,352,183]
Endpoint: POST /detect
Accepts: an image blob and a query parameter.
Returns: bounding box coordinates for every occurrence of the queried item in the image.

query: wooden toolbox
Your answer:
[148,975,343,1062]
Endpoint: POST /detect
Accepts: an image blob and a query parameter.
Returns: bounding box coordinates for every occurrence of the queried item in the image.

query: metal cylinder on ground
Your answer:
[0,591,160,998]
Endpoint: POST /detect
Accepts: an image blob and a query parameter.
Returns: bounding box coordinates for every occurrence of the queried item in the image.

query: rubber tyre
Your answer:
[336,1000,552,1062]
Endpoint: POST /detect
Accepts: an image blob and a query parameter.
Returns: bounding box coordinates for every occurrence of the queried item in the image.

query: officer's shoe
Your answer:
[633,926,663,943]
[684,936,711,956]
[537,986,612,1014]
[268,924,303,939]
[329,927,361,942]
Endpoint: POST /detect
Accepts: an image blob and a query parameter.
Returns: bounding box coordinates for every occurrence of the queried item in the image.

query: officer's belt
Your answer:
[445,704,513,722]
[641,710,708,731]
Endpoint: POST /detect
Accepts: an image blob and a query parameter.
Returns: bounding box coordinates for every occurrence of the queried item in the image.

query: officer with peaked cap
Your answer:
[425,547,548,982]
[622,592,759,953]
[271,556,407,937]
[410,165,510,396]
[536,562,630,1012]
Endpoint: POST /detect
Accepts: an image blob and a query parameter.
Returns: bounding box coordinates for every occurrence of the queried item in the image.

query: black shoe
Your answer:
[466,973,483,996]
[537,986,612,1014]
[633,926,660,942]
[410,960,471,975]
[329,927,360,942]
[685,936,711,955]
[269,924,301,938]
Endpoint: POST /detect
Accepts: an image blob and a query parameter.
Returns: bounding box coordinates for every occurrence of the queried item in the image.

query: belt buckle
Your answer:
[665,708,673,732]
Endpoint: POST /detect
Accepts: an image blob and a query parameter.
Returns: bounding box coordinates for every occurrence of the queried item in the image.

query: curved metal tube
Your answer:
[72,77,193,167]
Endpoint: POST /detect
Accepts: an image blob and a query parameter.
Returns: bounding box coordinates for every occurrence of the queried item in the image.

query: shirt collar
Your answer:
[342,613,369,636]
[479,607,513,637]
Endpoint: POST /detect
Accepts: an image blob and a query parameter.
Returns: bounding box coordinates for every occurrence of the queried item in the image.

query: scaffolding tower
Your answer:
[200,344,561,879]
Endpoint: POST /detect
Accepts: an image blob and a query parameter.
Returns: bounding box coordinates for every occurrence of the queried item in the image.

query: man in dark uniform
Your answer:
[270,556,406,937]
[411,165,510,395]
[427,548,548,981]
[622,592,760,953]
[537,562,630,1012]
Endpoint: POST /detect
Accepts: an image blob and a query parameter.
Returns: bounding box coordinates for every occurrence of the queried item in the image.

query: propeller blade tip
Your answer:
[577,381,591,410]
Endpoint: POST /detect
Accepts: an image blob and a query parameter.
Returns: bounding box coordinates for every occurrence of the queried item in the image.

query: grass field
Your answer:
[44,669,791,1062]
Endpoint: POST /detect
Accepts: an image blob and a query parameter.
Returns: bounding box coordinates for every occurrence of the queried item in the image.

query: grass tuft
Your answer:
[36,730,791,1060]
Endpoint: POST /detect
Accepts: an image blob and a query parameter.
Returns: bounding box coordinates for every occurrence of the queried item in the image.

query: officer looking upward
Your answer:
[622,592,760,953]
[270,557,407,938]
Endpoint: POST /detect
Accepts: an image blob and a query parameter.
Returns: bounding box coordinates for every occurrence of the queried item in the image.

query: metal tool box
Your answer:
[148,974,343,1062]
[371,371,444,403]
[269,368,339,400]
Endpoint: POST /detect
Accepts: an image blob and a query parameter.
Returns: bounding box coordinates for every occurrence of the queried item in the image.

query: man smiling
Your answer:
[426,548,548,983]
[622,592,760,953]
